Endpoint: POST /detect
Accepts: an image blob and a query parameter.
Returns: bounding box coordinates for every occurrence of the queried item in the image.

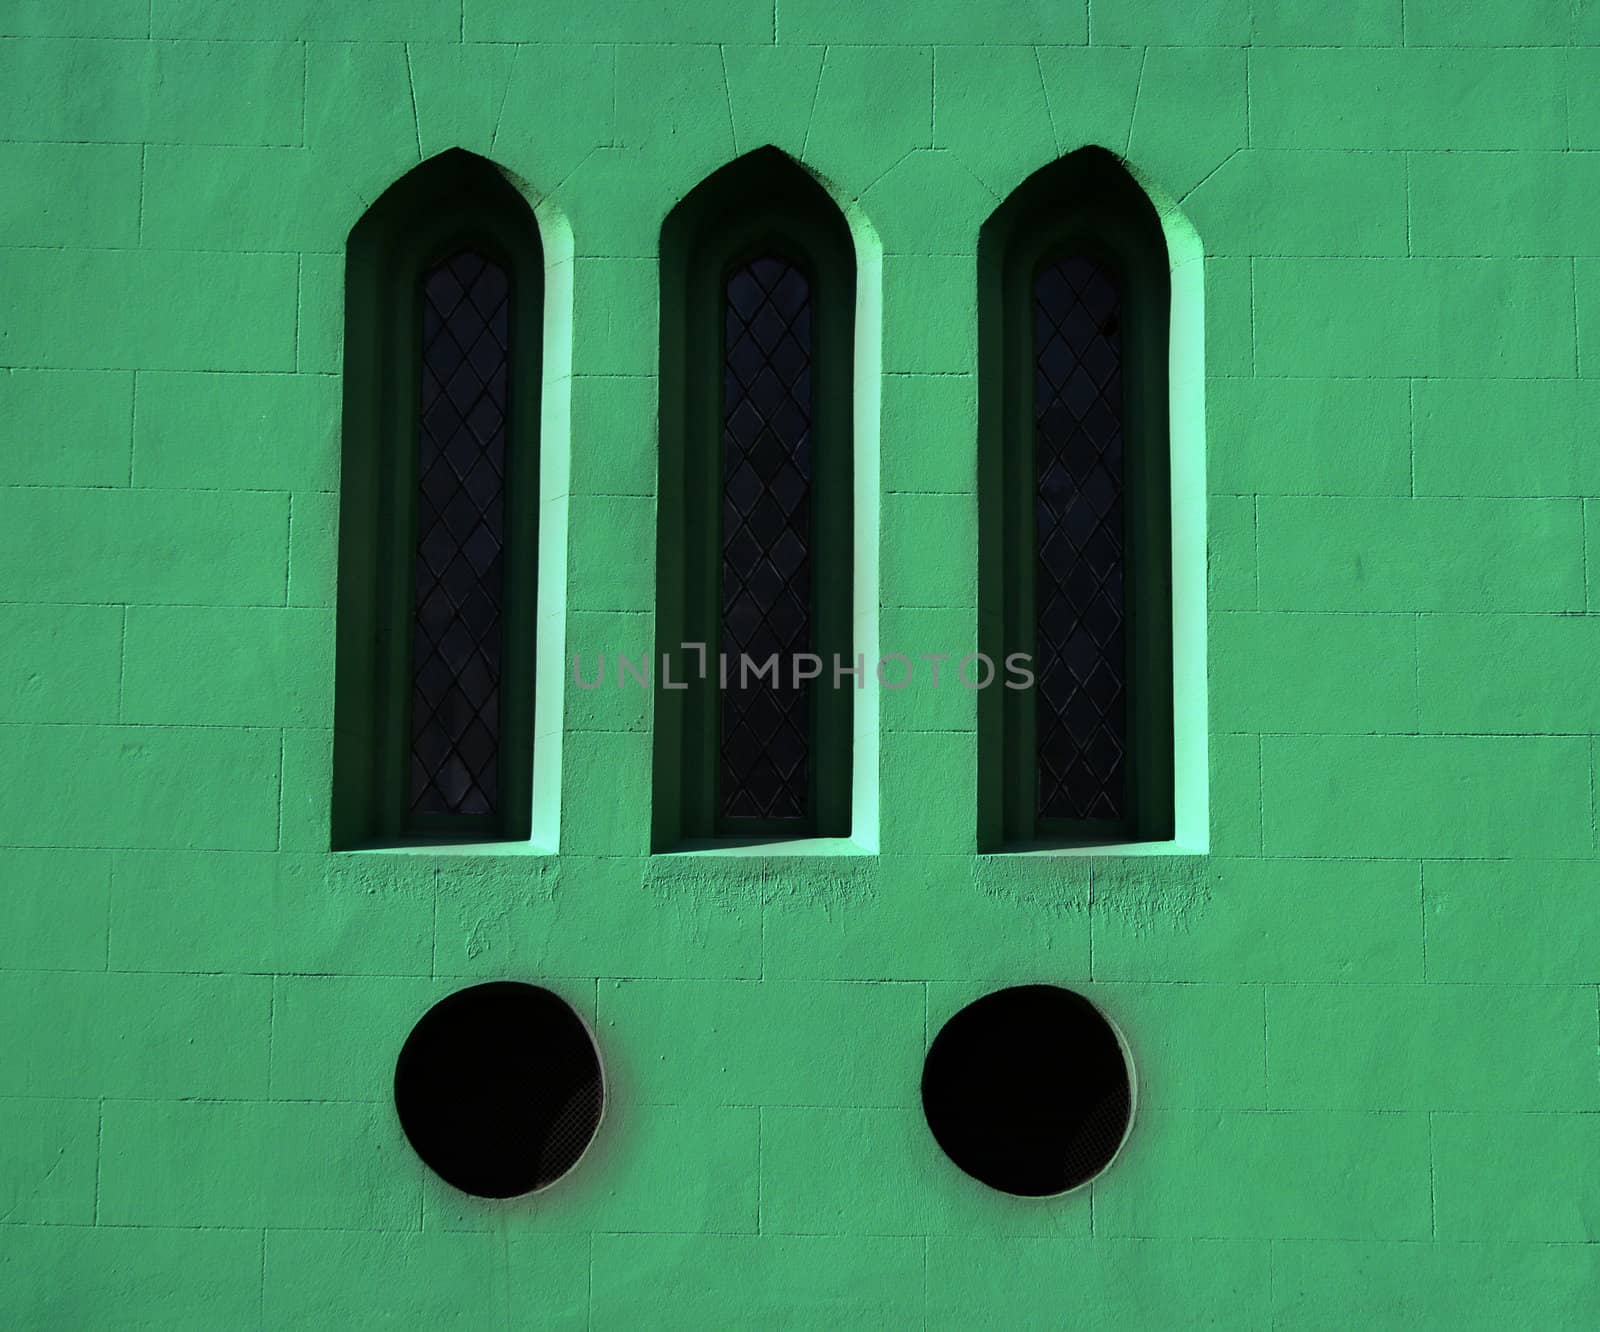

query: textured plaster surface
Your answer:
[3,1,1600,1327]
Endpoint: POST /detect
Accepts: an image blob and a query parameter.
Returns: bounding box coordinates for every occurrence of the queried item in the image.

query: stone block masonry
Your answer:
[3,2,1599,1326]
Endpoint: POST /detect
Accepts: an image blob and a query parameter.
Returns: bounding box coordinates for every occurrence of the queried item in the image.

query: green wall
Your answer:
[3,1,1599,1327]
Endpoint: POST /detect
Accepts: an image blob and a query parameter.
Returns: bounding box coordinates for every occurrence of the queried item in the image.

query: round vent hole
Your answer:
[394,981,603,1198]
[921,984,1132,1196]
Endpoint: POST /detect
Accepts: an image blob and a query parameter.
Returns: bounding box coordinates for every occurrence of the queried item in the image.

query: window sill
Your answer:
[988,838,1205,858]
[337,838,554,857]
[655,836,872,858]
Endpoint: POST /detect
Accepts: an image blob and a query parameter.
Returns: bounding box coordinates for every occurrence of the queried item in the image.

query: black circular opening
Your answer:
[921,984,1132,1196]
[394,981,603,1198]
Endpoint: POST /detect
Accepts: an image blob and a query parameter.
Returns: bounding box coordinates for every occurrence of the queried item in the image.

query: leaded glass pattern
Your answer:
[410,250,509,817]
[720,258,813,822]
[1034,256,1126,822]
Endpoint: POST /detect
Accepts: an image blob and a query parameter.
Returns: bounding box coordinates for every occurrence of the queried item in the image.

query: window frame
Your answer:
[656,151,856,847]
[333,153,543,848]
[978,151,1174,849]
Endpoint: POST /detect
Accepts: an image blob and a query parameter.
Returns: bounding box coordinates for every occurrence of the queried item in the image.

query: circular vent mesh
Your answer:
[921,984,1132,1196]
[394,981,603,1198]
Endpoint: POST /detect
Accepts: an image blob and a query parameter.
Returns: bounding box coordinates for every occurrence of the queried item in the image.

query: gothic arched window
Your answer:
[656,149,857,846]
[333,151,543,847]
[979,149,1175,847]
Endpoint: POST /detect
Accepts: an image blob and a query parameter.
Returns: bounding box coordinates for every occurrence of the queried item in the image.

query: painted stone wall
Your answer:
[2,1,1598,1326]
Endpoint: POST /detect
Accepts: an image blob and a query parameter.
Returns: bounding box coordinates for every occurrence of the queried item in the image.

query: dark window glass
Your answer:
[720,258,813,822]
[1034,257,1125,822]
[411,250,509,817]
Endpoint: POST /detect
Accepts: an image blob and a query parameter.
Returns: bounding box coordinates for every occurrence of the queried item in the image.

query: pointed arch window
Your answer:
[655,149,856,847]
[333,151,543,847]
[979,149,1175,848]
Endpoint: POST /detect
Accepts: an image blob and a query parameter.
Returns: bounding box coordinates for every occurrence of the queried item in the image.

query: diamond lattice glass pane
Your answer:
[1034,257,1126,822]
[721,258,812,822]
[411,250,509,817]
